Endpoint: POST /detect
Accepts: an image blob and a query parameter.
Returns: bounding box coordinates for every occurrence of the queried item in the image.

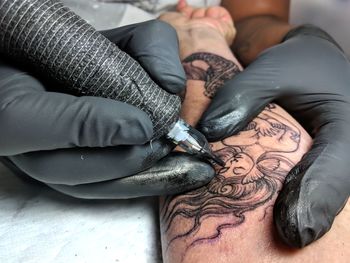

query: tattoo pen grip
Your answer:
[0,0,181,138]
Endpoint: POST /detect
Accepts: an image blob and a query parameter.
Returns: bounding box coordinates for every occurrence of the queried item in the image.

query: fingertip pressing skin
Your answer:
[274,126,350,247]
[137,153,216,195]
[198,90,269,141]
[274,174,331,248]
[275,164,350,248]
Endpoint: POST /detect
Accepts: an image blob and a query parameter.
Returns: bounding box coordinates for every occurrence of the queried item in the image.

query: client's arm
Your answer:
[159,3,350,263]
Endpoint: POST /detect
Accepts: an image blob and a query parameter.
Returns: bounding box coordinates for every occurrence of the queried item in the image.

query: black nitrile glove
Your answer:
[198,25,350,247]
[2,150,214,199]
[100,21,186,94]
[0,21,214,197]
[0,20,186,155]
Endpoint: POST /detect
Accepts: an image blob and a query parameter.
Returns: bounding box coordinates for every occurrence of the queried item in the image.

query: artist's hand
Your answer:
[0,20,214,197]
[198,25,350,247]
[0,20,185,155]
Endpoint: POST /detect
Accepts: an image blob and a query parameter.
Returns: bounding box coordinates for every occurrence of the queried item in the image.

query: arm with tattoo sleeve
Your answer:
[207,1,350,247]
[159,3,350,263]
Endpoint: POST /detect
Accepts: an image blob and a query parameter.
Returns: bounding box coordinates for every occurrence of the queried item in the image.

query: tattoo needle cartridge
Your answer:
[167,119,225,167]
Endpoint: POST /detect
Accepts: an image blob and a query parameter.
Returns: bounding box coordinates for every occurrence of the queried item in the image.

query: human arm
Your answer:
[159,4,349,262]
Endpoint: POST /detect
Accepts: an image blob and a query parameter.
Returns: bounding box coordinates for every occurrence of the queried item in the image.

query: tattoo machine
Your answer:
[0,0,224,166]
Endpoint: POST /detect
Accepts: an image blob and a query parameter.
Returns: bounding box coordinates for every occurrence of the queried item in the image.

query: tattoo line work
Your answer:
[182,52,240,98]
[161,104,301,253]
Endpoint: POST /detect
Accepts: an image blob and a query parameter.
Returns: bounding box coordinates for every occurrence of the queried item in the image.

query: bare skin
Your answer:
[159,0,242,126]
[159,2,350,263]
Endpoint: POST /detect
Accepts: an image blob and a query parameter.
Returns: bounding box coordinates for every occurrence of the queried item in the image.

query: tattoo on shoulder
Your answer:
[182,52,240,98]
[160,104,301,257]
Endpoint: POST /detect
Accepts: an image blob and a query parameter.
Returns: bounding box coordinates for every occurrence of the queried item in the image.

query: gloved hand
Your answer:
[198,25,350,247]
[0,20,186,155]
[0,20,214,197]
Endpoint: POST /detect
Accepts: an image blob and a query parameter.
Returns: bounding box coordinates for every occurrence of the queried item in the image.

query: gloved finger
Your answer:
[8,138,174,185]
[0,68,153,155]
[101,20,186,94]
[46,152,215,199]
[198,67,275,141]
[0,156,39,184]
[274,119,350,247]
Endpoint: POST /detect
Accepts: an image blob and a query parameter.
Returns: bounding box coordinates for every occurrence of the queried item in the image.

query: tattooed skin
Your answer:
[160,104,301,255]
[182,52,241,98]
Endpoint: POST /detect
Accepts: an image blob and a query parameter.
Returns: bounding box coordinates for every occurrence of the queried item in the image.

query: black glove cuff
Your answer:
[282,24,344,52]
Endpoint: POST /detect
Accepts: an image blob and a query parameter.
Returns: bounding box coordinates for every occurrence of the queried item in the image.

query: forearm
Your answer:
[159,10,311,263]
[159,29,350,263]
[161,54,313,262]
[179,30,242,126]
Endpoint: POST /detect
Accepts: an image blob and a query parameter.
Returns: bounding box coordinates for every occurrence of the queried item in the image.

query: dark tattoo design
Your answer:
[160,104,301,257]
[182,52,240,98]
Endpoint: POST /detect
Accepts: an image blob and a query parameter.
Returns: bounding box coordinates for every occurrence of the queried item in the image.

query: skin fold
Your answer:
[158,1,350,262]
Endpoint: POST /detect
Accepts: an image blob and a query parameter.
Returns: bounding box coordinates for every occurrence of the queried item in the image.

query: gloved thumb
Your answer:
[198,65,276,141]
[274,121,350,247]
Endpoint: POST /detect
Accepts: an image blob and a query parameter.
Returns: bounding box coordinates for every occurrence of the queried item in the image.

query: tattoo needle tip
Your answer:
[211,154,225,167]
[204,150,225,167]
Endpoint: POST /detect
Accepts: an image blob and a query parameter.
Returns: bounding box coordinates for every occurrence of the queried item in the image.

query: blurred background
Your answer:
[291,0,350,55]
[63,0,350,54]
